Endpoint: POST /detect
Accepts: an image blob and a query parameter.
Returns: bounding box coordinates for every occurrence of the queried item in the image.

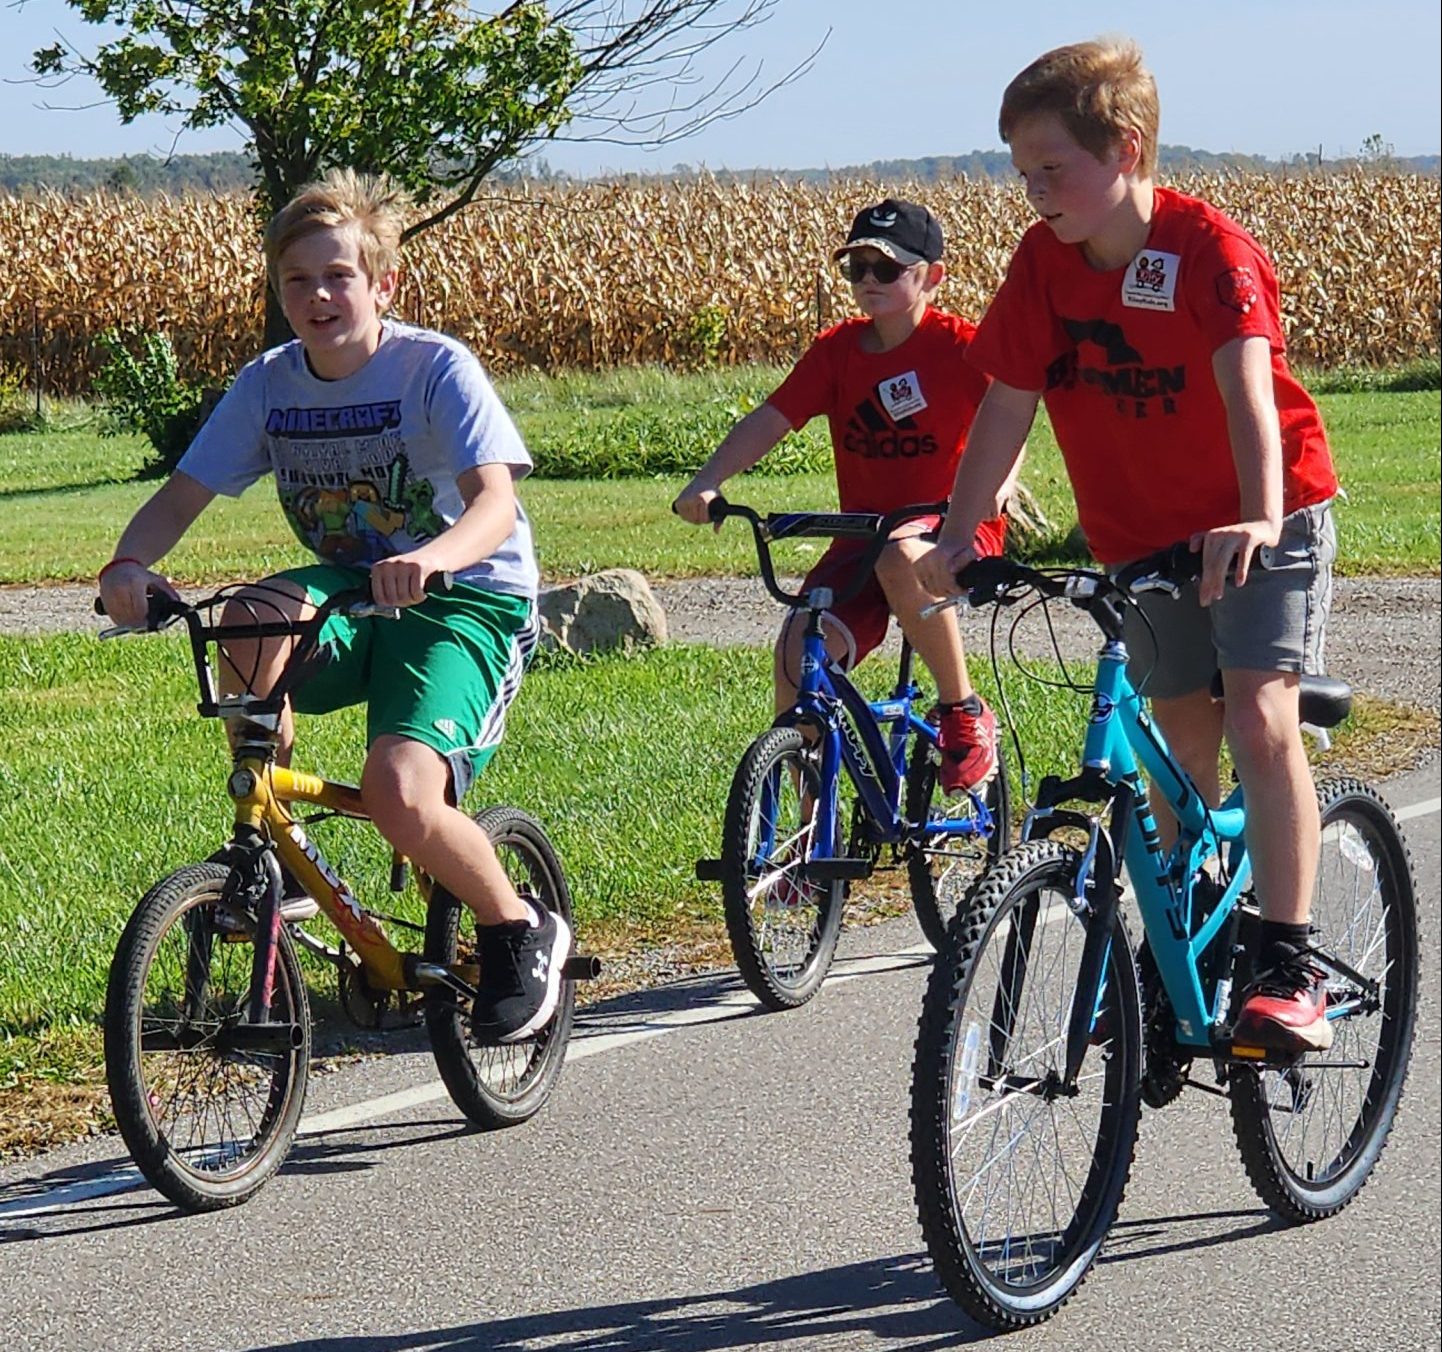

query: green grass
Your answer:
[0,375,1437,582]
[0,630,1087,1046]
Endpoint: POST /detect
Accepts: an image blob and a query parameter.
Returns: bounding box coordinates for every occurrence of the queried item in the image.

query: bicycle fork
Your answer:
[1054,784,1134,1093]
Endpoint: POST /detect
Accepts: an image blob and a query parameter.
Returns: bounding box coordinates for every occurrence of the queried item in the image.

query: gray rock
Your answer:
[538,568,668,655]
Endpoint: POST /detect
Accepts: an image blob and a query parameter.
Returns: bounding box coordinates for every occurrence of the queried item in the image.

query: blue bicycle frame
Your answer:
[707,498,1001,873]
[786,600,998,863]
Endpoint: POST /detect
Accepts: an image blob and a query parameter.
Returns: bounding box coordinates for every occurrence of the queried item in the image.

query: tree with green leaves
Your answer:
[30,0,813,344]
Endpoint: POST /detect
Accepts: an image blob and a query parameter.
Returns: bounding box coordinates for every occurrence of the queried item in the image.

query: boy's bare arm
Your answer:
[1200,335,1284,605]
[99,471,217,625]
[369,462,516,607]
[919,381,1038,594]
[673,402,793,524]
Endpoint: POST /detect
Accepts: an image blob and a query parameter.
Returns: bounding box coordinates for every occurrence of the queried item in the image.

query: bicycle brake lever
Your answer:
[348,602,403,620]
[919,595,963,619]
[1129,574,1182,598]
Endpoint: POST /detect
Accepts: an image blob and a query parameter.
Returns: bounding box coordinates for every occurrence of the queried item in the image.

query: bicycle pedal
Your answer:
[1223,1041,1303,1068]
[803,858,872,883]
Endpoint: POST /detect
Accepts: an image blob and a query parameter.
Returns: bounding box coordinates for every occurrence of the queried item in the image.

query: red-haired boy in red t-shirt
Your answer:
[918,39,1340,1052]
[675,198,1013,793]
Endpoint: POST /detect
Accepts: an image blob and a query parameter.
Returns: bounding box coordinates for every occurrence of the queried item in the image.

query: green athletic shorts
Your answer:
[279,563,538,798]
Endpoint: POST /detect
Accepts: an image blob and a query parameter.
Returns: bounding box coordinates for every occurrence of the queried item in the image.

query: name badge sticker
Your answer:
[878,370,927,420]
[1121,249,1181,312]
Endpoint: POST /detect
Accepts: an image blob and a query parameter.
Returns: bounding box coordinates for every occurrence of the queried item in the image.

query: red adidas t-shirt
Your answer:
[966,187,1337,563]
[768,307,1005,553]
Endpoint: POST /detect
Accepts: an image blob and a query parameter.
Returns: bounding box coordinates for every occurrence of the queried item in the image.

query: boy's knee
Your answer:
[361,741,446,838]
[874,537,925,590]
[1224,692,1300,765]
[220,578,307,629]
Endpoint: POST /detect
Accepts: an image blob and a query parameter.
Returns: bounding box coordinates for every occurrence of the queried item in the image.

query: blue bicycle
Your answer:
[909,550,1419,1330]
[694,499,1010,1010]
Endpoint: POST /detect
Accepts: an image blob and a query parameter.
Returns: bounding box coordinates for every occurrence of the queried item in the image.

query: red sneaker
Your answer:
[1232,951,1334,1053]
[937,699,998,796]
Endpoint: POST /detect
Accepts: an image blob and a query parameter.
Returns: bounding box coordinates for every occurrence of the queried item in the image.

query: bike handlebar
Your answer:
[947,543,1209,642]
[94,573,455,718]
[699,495,950,611]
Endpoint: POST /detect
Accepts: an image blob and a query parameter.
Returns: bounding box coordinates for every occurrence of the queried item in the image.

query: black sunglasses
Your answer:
[839,254,913,284]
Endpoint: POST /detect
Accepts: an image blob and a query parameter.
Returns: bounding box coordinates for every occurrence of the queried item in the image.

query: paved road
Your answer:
[2,766,1437,1352]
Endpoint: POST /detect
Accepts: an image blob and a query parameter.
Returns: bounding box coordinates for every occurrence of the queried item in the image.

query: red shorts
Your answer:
[782,515,1006,669]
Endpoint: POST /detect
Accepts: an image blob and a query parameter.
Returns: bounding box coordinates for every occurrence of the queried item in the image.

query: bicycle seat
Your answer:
[1209,671,1353,728]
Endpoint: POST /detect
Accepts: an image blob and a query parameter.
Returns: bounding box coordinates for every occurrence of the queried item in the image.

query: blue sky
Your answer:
[1,0,1438,172]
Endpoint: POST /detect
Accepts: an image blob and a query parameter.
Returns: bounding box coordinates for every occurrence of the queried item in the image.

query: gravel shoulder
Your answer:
[4,575,1439,723]
[656,573,1442,724]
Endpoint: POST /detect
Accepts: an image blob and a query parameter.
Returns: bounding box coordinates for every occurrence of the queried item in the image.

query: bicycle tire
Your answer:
[720,726,846,1010]
[424,805,576,1128]
[1229,777,1419,1221]
[911,841,1142,1329]
[905,730,1011,951]
[104,862,311,1212]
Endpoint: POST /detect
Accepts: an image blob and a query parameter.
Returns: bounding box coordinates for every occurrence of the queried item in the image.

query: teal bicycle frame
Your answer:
[1060,632,1250,1049]
[959,550,1359,1086]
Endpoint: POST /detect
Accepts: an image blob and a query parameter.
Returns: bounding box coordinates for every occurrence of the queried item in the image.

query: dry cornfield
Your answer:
[2,171,1438,395]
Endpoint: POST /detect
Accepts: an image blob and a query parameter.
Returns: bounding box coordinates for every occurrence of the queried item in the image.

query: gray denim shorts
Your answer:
[1121,500,1336,700]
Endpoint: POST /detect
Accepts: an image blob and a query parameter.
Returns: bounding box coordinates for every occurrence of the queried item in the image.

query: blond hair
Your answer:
[264,168,411,292]
[999,37,1159,178]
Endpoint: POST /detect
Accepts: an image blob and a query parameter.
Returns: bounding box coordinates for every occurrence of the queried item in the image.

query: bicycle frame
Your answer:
[1046,635,1251,1050]
[787,604,997,861]
[228,760,417,993]
[960,549,1358,1075]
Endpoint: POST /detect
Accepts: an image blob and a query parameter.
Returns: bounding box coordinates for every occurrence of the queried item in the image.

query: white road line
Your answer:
[1395,796,1439,823]
[8,793,1439,1223]
[0,949,931,1221]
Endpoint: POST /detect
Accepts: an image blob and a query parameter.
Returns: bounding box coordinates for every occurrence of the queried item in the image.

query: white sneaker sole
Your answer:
[498,911,573,1043]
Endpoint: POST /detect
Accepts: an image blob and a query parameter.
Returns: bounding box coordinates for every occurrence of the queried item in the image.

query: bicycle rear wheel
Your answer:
[911,842,1141,1329]
[1230,777,1419,1220]
[424,806,576,1128]
[721,726,846,1010]
[104,862,311,1212]
[905,730,1011,950]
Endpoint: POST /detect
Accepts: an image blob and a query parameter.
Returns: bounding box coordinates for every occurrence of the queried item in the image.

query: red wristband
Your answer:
[98,556,145,582]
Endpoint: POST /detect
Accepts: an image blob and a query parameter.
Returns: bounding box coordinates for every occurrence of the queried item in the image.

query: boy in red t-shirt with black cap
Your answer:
[675,198,1012,793]
[919,39,1341,1052]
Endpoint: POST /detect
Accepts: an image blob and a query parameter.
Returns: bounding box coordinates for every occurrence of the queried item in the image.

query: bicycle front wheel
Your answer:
[425,806,576,1128]
[911,842,1142,1329]
[721,726,846,1010]
[1230,777,1419,1221]
[905,730,1011,950]
[104,862,311,1212]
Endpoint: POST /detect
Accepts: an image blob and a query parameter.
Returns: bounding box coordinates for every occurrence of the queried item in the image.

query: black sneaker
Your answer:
[470,903,572,1045]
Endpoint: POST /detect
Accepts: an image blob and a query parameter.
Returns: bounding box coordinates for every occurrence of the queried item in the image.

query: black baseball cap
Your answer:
[833,198,944,265]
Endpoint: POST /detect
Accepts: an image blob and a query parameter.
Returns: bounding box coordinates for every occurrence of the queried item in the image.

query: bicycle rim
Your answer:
[912,843,1140,1328]
[1231,778,1419,1219]
[105,863,310,1210]
[722,727,844,1010]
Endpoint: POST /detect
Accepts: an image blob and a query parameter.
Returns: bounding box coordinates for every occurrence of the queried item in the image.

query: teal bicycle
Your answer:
[909,548,1419,1329]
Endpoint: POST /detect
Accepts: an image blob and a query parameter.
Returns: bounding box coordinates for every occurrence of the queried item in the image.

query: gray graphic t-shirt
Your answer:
[179,322,538,598]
